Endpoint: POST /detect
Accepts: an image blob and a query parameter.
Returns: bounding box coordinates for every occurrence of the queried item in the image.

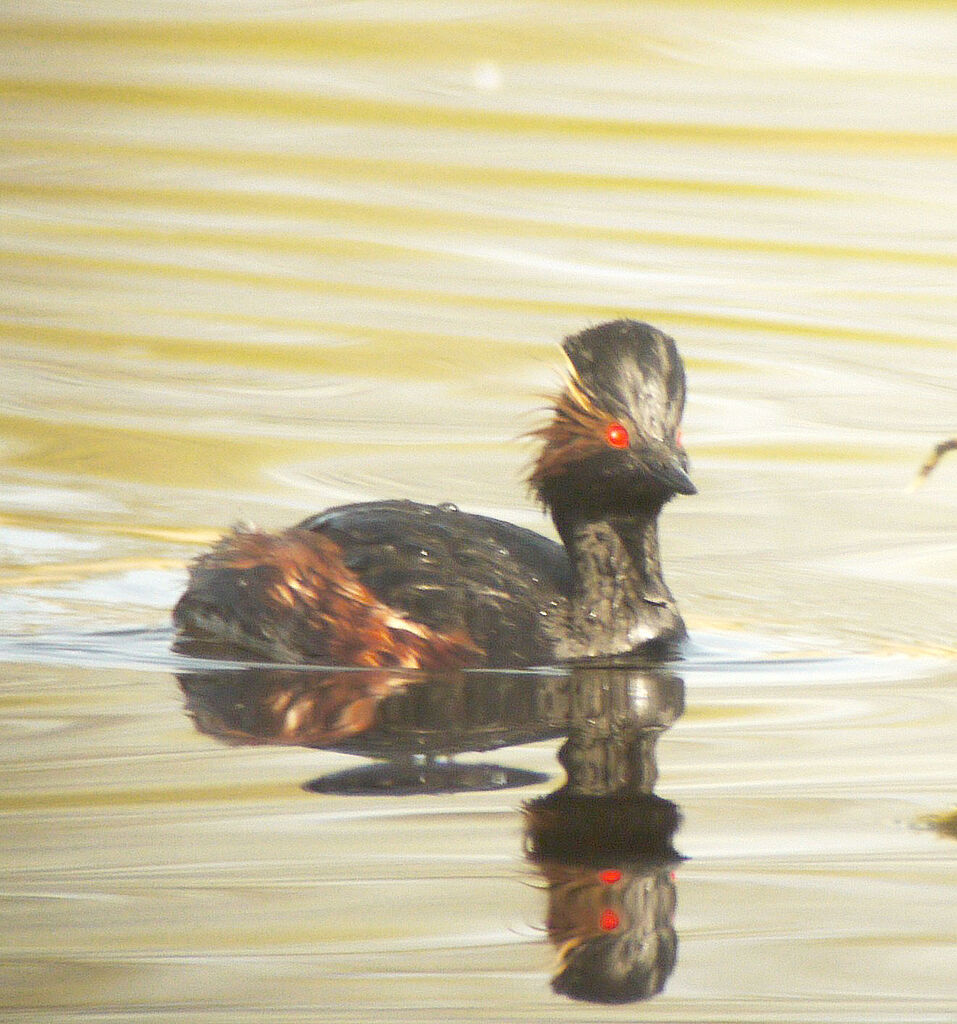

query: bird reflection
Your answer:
[177,659,684,1002]
[181,667,399,748]
[523,664,683,1003]
[178,665,565,791]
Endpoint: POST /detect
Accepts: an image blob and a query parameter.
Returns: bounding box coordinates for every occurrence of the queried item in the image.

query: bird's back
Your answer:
[174,500,571,667]
[299,500,571,666]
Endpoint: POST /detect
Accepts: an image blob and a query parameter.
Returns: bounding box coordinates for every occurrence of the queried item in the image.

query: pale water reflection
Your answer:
[1,0,955,1021]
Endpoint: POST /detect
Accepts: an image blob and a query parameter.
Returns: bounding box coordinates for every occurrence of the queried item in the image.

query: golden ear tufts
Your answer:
[560,350,600,418]
[526,358,616,496]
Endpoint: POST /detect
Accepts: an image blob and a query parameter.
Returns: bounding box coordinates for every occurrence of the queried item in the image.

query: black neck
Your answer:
[551,510,685,659]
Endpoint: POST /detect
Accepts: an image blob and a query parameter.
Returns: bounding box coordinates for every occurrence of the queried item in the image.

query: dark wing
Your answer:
[299,500,571,667]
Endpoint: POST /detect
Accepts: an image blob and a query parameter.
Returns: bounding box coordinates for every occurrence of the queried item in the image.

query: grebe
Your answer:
[173,320,695,667]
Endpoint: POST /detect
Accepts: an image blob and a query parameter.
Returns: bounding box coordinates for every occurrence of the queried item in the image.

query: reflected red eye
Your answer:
[599,908,620,931]
[604,422,630,449]
[599,868,622,885]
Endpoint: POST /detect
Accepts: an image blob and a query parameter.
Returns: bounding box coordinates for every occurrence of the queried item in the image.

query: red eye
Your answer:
[599,908,620,931]
[604,422,629,449]
[599,868,622,885]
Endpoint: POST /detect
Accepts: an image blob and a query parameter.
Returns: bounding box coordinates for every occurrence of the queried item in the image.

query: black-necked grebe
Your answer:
[173,320,695,667]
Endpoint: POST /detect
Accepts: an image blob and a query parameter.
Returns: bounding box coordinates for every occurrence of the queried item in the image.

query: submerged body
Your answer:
[174,320,695,667]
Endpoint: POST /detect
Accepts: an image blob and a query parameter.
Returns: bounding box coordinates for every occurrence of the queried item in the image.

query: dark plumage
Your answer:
[173,320,695,667]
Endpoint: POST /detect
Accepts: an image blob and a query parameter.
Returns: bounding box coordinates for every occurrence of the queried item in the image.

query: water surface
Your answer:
[1,2,955,1021]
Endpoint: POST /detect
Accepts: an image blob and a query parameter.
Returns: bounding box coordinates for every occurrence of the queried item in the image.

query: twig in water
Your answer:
[911,437,957,490]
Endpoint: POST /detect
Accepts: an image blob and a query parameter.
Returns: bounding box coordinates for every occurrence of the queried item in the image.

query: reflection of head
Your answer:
[524,791,681,1004]
[546,864,677,1003]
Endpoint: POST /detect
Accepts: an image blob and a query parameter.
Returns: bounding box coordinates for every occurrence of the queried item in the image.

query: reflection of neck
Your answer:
[554,512,684,659]
[554,667,685,795]
[559,726,661,796]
